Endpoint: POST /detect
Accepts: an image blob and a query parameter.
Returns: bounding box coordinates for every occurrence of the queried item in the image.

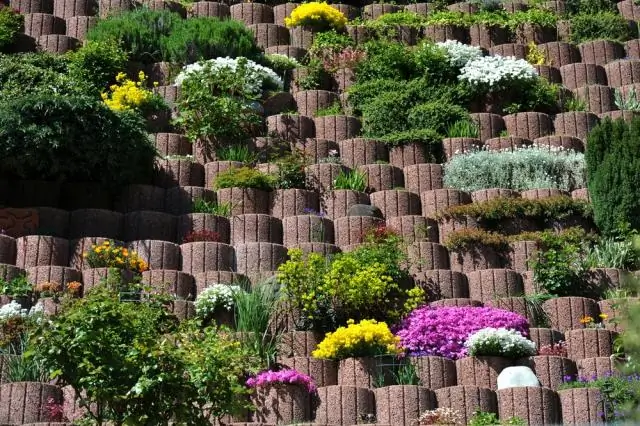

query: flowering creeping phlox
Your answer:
[312,319,403,360]
[194,284,241,317]
[322,47,366,72]
[395,306,530,360]
[464,327,537,359]
[436,39,483,68]
[284,2,347,30]
[246,368,317,394]
[101,71,159,112]
[580,313,608,328]
[174,57,283,97]
[458,55,538,90]
[416,407,464,425]
[83,240,149,273]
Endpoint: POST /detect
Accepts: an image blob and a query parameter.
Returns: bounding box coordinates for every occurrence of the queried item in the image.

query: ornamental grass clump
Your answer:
[465,327,536,358]
[284,2,347,30]
[312,319,403,360]
[247,368,317,394]
[83,240,149,273]
[395,306,530,360]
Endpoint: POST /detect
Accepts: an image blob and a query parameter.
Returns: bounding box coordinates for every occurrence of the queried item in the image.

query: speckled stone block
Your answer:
[456,356,513,389]
[193,270,247,294]
[503,112,554,140]
[560,63,608,89]
[553,112,600,140]
[15,235,68,268]
[359,164,404,193]
[449,245,506,274]
[572,84,616,114]
[216,188,270,216]
[234,242,288,275]
[434,386,498,425]
[375,385,436,426]
[580,40,626,66]
[334,216,384,247]
[537,41,581,67]
[388,142,429,168]
[369,190,421,218]
[315,386,375,425]
[566,329,617,360]
[230,2,273,25]
[127,239,180,270]
[26,265,81,288]
[542,296,600,333]
[68,209,123,240]
[23,13,65,37]
[0,382,63,424]
[576,356,619,380]
[280,357,338,388]
[231,214,283,245]
[180,242,234,275]
[177,213,230,245]
[497,387,561,425]
[314,115,361,142]
[403,163,443,194]
[559,387,604,425]
[282,215,334,246]
[141,269,195,300]
[322,190,370,220]
[442,137,483,160]
[410,356,458,390]
[338,138,388,167]
[386,215,438,244]
[294,90,339,117]
[115,184,165,213]
[407,242,450,273]
[247,23,289,49]
[0,235,16,265]
[188,1,230,18]
[123,211,176,243]
[420,189,472,219]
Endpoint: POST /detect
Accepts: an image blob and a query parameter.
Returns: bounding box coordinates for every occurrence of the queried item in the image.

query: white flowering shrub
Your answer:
[0,301,28,321]
[264,53,301,71]
[443,146,586,192]
[458,55,538,90]
[195,284,242,318]
[465,327,536,358]
[174,57,283,96]
[436,40,483,68]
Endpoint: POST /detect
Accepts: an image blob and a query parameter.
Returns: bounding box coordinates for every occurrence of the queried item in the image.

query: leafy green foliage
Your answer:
[0,274,32,298]
[0,53,78,98]
[565,0,616,15]
[215,144,257,164]
[314,101,343,117]
[355,41,418,82]
[569,12,633,43]
[66,40,128,95]
[213,166,276,190]
[444,229,511,252]
[87,10,261,64]
[407,102,469,135]
[0,94,156,192]
[379,129,444,161]
[585,117,640,234]
[469,411,526,426]
[0,6,23,52]
[273,150,308,189]
[28,282,257,425]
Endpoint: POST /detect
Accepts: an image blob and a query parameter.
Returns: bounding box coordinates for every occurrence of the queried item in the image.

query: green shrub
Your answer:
[308,29,354,60]
[360,89,413,136]
[443,146,586,192]
[569,12,633,43]
[0,6,23,52]
[160,17,262,64]
[0,53,78,97]
[0,94,156,191]
[447,119,479,138]
[586,117,640,234]
[355,41,418,83]
[444,229,510,252]
[213,167,276,190]
[413,41,458,85]
[565,0,616,15]
[503,78,560,114]
[407,102,469,135]
[87,9,181,63]
[66,40,128,94]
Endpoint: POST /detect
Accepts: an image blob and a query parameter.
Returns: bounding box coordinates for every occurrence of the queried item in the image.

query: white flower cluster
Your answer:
[0,300,28,321]
[265,53,301,70]
[195,284,242,318]
[465,327,536,359]
[458,55,538,89]
[436,40,483,68]
[174,57,283,96]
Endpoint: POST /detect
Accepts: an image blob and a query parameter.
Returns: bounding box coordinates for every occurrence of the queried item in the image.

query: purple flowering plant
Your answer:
[246,368,317,394]
[394,306,530,360]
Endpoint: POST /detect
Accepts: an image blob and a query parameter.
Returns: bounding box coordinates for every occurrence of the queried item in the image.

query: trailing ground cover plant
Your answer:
[213,167,276,191]
[569,12,633,43]
[395,306,530,359]
[312,319,402,360]
[465,327,536,358]
[586,117,640,234]
[443,146,586,192]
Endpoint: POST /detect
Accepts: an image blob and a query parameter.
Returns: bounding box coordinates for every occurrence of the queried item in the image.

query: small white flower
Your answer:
[465,327,536,358]
[458,55,538,90]
[0,300,28,321]
[436,40,484,68]
[195,284,242,318]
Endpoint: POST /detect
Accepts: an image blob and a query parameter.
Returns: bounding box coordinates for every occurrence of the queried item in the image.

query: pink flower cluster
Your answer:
[246,368,317,394]
[394,306,530,360]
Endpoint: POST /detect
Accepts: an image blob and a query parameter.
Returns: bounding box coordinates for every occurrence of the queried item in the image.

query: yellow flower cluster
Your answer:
[284,2,347,30]
[312,319,403,360]
[83,240,149,273]
[101,71,158,112]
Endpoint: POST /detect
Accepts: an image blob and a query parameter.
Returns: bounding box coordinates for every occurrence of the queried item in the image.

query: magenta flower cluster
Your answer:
[394,306,530,360]
[246,368,317,394]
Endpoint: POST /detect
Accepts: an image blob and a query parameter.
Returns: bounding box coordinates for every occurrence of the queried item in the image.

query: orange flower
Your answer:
[66,281,82,295]
[580,315,594,324]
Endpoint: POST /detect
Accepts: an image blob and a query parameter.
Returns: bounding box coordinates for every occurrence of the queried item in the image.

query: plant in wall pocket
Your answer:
[580,313,608,329]
[195,283,242,327]
[84,240,149,274]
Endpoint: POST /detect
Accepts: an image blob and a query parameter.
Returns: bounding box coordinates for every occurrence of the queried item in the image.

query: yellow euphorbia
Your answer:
[312,319,403,360]
[284,2,347,29]
[101,71,158,112]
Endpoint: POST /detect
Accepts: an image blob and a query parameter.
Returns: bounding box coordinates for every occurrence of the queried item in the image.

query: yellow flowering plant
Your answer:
[83,240,149,273]
[580,313,608,329]
[101,71,167,115]
[284,2,347,30]
[312,319,403,360]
